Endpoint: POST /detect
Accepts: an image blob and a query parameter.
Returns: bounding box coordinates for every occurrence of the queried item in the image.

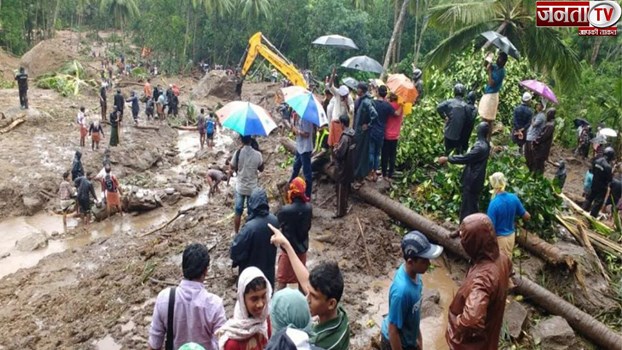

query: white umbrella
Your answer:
[598,128,618,137]
[341,55,383,74]
[312,35,358,50]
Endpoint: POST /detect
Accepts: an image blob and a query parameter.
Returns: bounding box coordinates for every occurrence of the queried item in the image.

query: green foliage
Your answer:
[391,49,561,235]
[36,61,96,97]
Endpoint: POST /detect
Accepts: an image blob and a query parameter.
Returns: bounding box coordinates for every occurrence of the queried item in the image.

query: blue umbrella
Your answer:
[216,101,277,136]
[281,86,328,126]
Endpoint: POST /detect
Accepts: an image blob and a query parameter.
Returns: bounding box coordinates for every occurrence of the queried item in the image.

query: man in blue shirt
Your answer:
[381,231,443,350]
[486,172,531,259]
[478,52,508,138]
[289,112,315,199]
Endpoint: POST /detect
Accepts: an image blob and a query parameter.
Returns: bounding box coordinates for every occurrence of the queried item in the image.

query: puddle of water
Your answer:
[356,260,456,350]
[0,206,176,279]
[93,334,121,350]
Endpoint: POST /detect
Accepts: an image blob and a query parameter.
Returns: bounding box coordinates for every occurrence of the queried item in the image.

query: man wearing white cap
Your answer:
[381,231,443,350]
[327,69,354,147]
[511,92,533,153]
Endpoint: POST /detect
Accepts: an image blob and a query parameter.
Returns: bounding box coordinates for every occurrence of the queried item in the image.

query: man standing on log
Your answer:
[380,231,443,350]
[437,83,467,155]
[352,82,378,189]
[438,122,491,222]
[446,213,511,350]
[583,147,614,217]
[478,52,508,138]
[333,114,356,218]
[15,67,28,109]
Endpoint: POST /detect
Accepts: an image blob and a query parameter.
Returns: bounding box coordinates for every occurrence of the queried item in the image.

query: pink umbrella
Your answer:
[519,80,558,104]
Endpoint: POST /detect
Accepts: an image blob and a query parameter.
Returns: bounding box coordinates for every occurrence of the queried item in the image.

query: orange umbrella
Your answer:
[386,74,418,103]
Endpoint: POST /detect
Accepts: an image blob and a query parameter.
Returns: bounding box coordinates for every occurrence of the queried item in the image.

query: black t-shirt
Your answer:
[15,73,28,90]
[371,99,395,139]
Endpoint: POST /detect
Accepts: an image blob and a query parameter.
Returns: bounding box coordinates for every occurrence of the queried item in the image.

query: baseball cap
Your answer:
[522,92,532,102]
[401,231,443,260]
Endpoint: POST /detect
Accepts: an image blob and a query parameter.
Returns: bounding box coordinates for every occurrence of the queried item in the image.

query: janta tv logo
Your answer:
[536,1,621,36]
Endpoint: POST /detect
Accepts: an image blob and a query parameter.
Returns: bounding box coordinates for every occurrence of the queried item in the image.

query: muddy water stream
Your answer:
[354,260,457,350]
[0,130,233,280]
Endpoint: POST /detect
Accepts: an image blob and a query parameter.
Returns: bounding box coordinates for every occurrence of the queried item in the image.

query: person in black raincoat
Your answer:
[15,67,28,109]
[439,122,491,221]
[459,91,478,153]
[352,83,378,187]
[71,150,85,181]
[230,187,280,287]
[437,84,467,154]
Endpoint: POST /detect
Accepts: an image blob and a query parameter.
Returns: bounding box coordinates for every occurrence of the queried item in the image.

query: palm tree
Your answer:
[239,0,272,19]
[426,0,581,88]
[196,0,235,16]
[99,0,139,31]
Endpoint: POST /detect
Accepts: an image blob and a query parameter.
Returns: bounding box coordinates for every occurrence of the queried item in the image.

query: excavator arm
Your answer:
[238,32,308,89]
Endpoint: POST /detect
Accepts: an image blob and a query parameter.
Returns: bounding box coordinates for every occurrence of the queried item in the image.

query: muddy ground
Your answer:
[0,31,619,350]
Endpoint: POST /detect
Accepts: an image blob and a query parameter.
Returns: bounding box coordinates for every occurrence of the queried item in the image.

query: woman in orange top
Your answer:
[217,267,272,350]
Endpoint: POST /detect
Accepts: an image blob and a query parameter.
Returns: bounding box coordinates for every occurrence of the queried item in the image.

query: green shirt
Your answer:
[311,305,350,350]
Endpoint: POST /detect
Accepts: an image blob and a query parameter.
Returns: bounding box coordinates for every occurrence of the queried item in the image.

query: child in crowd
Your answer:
[267,288,319,350]
[268,224,350,350]
[217,267,272,350]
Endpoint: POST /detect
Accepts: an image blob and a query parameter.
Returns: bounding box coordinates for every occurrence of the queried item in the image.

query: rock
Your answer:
[22,195,43,215]
[421,288,442,319]
[175,184,198,197]
[50,231,60,238]
[0,252,10,259]
[15,231,49,251]
[164,188,175,195]
[533,316,576,350]
[504,300,528,339]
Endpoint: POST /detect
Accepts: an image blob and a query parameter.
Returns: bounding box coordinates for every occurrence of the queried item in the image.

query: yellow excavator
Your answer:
[237,32,308,91]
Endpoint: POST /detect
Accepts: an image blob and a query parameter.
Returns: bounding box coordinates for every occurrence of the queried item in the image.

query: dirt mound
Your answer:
[20,34,79,79]
[0,48,19,82]
[191,71,238,101]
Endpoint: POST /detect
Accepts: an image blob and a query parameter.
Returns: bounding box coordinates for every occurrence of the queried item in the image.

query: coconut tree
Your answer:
[197,0,235,16]
[239,0,272,19]
[426,0,581,88]
[99,0,139,31]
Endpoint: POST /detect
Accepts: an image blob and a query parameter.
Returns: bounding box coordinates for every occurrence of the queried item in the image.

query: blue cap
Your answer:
[401,231,443,260]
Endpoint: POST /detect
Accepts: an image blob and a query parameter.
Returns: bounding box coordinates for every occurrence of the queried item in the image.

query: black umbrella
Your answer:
[480,31,520,59]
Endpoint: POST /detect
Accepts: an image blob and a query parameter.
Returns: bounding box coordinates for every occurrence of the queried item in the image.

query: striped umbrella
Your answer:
[281,86,328,126]
[216,101,277,136]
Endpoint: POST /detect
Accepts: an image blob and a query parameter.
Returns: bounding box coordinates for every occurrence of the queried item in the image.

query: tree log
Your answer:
[515,231,576,270]
[280,137,622,349]
[173,125,198,131]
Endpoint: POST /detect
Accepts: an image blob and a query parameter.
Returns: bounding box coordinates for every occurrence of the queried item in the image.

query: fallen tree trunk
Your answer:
[280,137,622,349]
[515,230,576,270]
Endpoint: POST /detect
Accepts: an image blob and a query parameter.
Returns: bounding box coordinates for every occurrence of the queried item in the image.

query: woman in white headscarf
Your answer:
[217,267,273,350]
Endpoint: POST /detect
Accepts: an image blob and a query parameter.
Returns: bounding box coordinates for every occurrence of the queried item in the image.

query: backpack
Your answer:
[206,119,215,134]
[104,174,117,192]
